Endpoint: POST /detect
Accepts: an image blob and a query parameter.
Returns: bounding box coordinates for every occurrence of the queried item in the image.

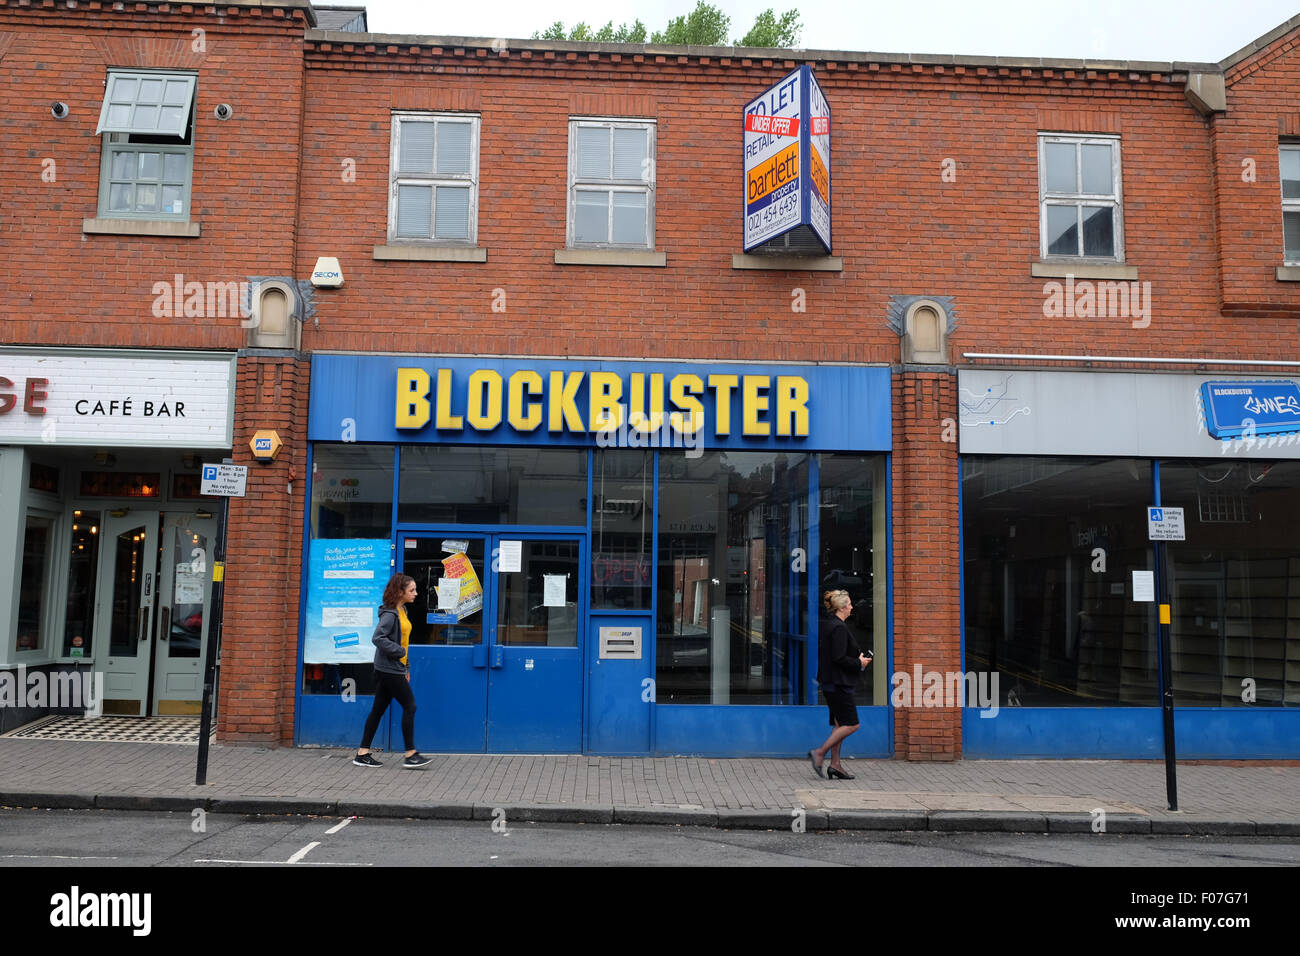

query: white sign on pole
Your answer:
[1147,507,1186,541]
[200,463,247,497]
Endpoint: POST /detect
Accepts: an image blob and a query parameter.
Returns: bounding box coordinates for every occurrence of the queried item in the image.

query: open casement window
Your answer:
[388,112,480,243]
[1282,145,1300,264]
[567,118,656,249]
[1038,134,1123,261]
[96,71,197,220]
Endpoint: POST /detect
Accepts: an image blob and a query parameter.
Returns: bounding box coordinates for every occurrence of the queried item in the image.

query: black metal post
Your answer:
[1156,540,1178,810]
[195,494,228,786]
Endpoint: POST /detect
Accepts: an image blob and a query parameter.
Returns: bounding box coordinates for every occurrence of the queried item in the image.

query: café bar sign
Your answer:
[0,350,235,448]
[307,356,892,452]
[742,64,832,253]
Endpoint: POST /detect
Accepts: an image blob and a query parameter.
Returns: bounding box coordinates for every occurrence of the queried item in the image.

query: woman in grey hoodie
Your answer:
[354,574,433,769]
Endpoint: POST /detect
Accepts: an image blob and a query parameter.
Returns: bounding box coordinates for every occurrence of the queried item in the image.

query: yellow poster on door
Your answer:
[440,551,483,621]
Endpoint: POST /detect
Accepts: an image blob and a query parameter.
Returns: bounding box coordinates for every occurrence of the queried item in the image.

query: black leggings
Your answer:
[359,671,417,753]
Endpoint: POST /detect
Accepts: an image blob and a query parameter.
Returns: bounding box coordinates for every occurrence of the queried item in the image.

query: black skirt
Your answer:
[823,684,859,727]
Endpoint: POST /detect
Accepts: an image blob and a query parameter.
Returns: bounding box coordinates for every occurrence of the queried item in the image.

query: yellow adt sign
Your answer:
[249,429,283,461]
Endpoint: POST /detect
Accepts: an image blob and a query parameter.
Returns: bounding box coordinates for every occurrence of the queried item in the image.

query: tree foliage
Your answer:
[738,8,801,48]
[650,1,730,45]
[533,4,801,48]
[532,19,648,42]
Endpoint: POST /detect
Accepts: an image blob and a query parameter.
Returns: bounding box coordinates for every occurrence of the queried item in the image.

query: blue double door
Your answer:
[398,532,586,753]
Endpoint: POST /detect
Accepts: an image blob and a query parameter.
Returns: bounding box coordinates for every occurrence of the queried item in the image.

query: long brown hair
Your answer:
[381,574,414,609]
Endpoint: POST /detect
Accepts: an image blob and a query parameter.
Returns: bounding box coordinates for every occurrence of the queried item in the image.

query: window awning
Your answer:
[96,71,196,137]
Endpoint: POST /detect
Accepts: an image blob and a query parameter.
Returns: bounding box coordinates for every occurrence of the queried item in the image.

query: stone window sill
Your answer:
[554,249,667,267]
[732,254,842,272]
[373,245,488,262]
[1031,261,1138,280]
[1276,265,1300,281]
[82,218,201,238]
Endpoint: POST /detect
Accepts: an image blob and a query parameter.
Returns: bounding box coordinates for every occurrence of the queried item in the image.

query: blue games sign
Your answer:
[1200,380,1300,439]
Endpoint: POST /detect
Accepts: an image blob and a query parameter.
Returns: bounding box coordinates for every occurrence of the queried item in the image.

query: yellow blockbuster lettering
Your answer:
[466,369,503,431]
[742,375,770,436]
[548,371,586,432]
[395,368,431,429]
[669,374,705,434]
[775,376,809,437]
[508,370,543,431]
[708,374,739,436]
[589,371,623,431]
[629,372,665,433]
[435,368,464,430]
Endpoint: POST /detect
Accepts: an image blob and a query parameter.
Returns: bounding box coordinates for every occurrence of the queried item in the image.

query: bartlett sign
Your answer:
[742,65,831,253]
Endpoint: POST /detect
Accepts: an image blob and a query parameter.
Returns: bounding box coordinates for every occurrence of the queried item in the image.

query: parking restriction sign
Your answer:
[200,463,248,497]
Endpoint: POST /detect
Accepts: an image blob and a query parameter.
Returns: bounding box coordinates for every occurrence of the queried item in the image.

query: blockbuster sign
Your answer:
[742,65,831,253]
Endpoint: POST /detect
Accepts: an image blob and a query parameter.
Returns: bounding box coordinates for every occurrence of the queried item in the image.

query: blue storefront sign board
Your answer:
[1200,380,1300,439]
[309,355,891,451]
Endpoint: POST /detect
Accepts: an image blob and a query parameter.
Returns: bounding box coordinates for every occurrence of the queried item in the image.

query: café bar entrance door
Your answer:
[398,533,585,752]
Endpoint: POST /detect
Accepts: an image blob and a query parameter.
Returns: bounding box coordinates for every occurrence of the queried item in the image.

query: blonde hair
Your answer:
[822,590,850,613]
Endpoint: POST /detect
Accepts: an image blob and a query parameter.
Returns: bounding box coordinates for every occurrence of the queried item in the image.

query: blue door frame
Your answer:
[398,528,588,753]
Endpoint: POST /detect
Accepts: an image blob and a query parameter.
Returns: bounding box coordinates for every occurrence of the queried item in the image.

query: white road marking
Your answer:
[0,854,119,860]
[194,858,372,866]
[287,841,321,863]
[325,818,352,835]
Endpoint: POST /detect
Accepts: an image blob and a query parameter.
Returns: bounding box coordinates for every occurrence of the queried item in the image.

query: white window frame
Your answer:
[95,70,197,222]
[387,111,481,245]
[1038,133,1124,262]
[567,117,656,250]
[1281,144,1300,265]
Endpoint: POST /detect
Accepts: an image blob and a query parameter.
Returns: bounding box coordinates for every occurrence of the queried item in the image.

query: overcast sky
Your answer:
[354,0,1300,62]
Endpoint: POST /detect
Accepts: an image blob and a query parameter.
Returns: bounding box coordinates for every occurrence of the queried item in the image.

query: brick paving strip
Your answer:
[0,738,1297,835]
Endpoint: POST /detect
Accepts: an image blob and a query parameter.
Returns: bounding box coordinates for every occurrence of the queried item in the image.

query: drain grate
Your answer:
[2,715,214,745]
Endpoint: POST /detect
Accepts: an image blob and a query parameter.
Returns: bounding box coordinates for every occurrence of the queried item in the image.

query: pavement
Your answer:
[1,736,1298,835]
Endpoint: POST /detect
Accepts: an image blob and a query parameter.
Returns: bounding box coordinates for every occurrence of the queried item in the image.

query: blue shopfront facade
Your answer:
[958,368,1300,759]
[296,354,894,756]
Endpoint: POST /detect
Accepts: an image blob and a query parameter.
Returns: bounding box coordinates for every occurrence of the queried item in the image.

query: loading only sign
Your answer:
[200,463,248,497]
[1147,507,1185,541]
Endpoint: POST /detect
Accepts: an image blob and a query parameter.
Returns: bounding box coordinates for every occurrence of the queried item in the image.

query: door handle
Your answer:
[490,644,504,669]
[139,612,147,642]
[160,607,171,642]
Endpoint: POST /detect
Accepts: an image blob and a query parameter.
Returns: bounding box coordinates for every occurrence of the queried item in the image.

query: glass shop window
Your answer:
[63,510,102,658]
[592,449,652,610]
[310,445,395,539]
[398,446,587,526]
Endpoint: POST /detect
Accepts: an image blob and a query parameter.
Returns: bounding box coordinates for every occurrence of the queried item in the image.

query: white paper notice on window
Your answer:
[1132,570,1155,603]
[543,574,566,607]
[322,607,372,627]
[437,577,460,610]
[498,540,523,573]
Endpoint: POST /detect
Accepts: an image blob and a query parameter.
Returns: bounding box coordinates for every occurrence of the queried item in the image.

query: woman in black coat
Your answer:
[809,589,872,779]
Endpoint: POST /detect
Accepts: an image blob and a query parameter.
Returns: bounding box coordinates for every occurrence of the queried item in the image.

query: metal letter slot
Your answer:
[598,626,643,660]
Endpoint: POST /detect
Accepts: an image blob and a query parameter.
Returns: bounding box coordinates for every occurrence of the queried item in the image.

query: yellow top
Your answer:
[398,606,412,665]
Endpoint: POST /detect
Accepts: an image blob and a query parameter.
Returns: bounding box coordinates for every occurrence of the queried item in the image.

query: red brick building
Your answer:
[2,1,1297,759]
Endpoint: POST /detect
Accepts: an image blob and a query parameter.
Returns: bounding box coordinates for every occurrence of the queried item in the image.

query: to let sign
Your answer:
[201,463,248,497]
[1147,507,1186,541]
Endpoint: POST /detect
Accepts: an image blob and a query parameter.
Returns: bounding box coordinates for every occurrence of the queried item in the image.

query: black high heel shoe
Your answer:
[826,766,855,780]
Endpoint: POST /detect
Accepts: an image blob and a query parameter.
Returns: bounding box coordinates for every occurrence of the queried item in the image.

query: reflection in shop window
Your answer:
[63,510,101,658]
[592,449,651,610]
[398,446,587,526]
[1161,460,1300,707]
[656,451,810,705]
[962,456,1158,706]
[818,453,887,706]
[310,445,394,539]
[17,515,54,652]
